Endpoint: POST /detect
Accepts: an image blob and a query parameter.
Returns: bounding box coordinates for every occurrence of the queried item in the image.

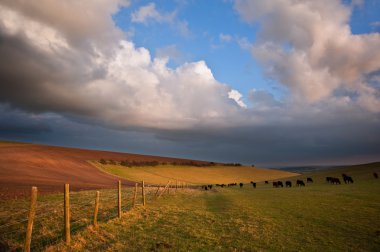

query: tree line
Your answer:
[99,159,243,167]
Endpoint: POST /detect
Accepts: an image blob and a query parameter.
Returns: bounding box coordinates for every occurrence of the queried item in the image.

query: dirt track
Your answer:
[0,142,201,197]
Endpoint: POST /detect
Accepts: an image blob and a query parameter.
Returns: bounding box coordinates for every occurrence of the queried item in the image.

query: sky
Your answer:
[0,0,379,167]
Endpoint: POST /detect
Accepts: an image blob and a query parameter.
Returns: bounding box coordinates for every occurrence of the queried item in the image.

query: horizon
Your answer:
[1,139,378,168]
[0,0,380,166]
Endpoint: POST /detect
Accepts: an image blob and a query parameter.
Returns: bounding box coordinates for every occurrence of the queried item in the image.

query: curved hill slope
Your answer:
[95,163,299,185]
[0,142,209,197]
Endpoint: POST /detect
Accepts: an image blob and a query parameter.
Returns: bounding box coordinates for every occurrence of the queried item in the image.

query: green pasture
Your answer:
[1,162,379,251]
[49,163,380,251]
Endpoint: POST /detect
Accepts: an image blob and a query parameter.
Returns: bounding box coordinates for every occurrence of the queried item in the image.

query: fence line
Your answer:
[0,178,194,251]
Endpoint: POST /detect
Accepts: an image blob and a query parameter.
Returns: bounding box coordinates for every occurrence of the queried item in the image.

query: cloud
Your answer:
[219,33,232,42]
[236,36,252,50]
[156,44,185,64]
[371,21,380,28]
[0,0,379,165]
[130,2,191,38]
[0,1,243,131]
[235,0,380,110]
[176,20,191,38]
[131,3,175,24]
[228,90,247,108]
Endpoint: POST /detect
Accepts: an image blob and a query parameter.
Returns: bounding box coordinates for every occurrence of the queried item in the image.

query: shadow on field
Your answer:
[204,190,234,213]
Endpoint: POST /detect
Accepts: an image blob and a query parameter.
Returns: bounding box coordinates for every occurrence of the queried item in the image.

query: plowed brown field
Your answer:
[0,142,204,197]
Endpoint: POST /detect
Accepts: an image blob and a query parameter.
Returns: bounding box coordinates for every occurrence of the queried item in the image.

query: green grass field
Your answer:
[1,163,379,251]
[92,162,298,185]
[47,162,380,251]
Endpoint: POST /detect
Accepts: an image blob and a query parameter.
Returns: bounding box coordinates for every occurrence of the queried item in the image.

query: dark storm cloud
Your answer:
[0,30,98,116]
[0,106,51,138]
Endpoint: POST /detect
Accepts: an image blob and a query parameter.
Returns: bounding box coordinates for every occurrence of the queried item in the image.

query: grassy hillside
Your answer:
[49,163,380,251]
[93,162,299,184]
[1,162,379,251]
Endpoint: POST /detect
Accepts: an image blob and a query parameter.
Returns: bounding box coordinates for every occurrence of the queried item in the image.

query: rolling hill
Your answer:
[0,141,300,197]
[0,141,211,197]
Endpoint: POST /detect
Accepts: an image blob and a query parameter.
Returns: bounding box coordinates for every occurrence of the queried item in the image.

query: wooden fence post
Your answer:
[142,180,146,206]
[24,186,37,252]
[133,183,138,207]
[93,191,99,227]
[64,184,70,245]
[118,180,122,218]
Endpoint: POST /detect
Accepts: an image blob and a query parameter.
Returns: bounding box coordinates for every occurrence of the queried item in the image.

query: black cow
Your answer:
[273,181,278,188]
[307,177,313,183]
[277,181,284,187]
[239,183,244,188]
[374,172,378,179]
[296,180,305,187]
[343,176,353,184]
[342,174,353,184]
[326,177,333,183]
[331,178,341,184]
[251,182,256,188]
[285,181,292,187]
[208,185,213,189]
[265,181,269,184]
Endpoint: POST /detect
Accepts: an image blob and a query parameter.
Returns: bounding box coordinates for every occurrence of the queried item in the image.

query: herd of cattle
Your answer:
[201,172,378,190]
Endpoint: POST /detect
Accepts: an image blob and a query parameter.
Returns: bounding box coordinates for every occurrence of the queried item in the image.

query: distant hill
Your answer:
[278,162,380,175]
[0,141,210,197]
[277,166,335,173]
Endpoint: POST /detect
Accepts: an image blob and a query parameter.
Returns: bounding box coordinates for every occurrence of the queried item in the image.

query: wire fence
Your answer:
[0,181,193,251]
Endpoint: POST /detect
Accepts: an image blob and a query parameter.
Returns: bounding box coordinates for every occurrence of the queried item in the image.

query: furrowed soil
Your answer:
[0,142,210,197]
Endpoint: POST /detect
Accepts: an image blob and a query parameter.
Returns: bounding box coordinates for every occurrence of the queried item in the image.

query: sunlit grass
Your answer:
[50,175,380,251]
[2,163,379,251]
[91,161,298,185]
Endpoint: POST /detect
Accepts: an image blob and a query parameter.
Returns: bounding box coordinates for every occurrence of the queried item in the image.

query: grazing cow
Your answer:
[326,177,333,183]
[273,182,278,188]
[296,180,305,187]
[331,178,341,184]
[265,181,269,184]
[343,176,354,184]
[204,186,208,190]
[307,177,313,183]
[342,174,354,184]
[239,183,244,188]
[221,184,225,188]
[277,181,284,187]
[374,172,378,179]
[252,182,256,188]
[285,181,292,187]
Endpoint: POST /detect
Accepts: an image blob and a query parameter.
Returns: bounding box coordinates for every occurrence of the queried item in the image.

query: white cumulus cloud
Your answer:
[228,89,247,108]
[235,0,380,111]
